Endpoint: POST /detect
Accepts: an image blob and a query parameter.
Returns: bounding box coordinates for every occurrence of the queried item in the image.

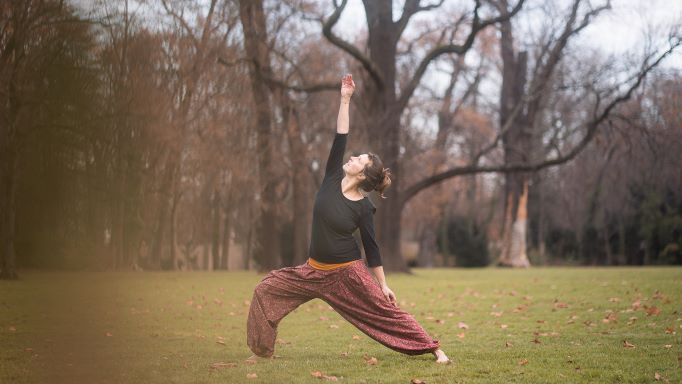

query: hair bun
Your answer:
[376,168,392,198]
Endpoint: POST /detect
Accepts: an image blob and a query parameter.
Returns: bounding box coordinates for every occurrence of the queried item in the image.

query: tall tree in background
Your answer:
[0,0,97,278]
[238,0,282,271]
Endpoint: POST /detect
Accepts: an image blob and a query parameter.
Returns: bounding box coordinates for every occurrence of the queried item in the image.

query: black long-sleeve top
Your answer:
[308,133,383,267]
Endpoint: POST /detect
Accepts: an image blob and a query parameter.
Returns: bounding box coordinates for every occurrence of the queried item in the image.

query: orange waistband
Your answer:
[307,258,356,270]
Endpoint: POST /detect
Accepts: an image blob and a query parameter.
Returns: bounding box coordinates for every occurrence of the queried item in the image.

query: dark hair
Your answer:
[359,153,392,198]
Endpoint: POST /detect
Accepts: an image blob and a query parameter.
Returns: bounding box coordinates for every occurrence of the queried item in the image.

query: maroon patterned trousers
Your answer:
[246,259,440,357]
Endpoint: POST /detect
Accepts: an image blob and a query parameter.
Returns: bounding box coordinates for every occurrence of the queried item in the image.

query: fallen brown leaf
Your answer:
[505,341,513,347]
[363,355,378,365]
[623,340,636,348]
[411,379,426,384]
[603,313,618,323]
[351,335,360,340]
[654,372,662,381]
[664,344,672,349]
[646,306,661,316]
[518,359,529,366]
[105,332,113,337]
[216,340,225,345]
[457,332,466,339]
[457,322,469,329]
[246,373,257,379]
[209,362,237,369]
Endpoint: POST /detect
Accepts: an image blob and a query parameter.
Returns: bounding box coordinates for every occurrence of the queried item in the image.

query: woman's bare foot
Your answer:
[432,349,451,364]
[245,354,278,362]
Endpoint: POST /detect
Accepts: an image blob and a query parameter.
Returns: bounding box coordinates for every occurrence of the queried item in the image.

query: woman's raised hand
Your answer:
[340,74,355,102]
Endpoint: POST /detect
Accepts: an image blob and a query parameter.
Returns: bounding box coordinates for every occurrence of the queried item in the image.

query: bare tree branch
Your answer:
[160,0,200,48]
[217,56,338,93]
[395,0,525,113]
[395,0,446,38]
[321,0,384,87]
[400,38,680,207]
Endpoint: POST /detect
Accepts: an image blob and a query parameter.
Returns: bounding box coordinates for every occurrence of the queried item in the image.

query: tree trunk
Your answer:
[220,184,232,270]
[417,222,437,268]
[170,182,181,270]
[361,1,408,272]
[284,104,310,266]
[497,8,531,268]
[0,146,18,280]
[211,188,220,270]
[239,0,281,271]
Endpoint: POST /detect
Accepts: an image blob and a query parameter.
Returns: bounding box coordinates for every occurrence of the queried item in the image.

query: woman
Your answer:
[246,74,450,364]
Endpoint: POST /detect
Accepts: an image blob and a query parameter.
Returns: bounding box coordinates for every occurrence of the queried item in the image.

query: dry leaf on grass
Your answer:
[505,341,513,347]
[457,322,469,329]
[518,359,529,366]
[246,373,257,379]
[105,332,113,337]
[209,362,237,369]
[457,333,466,339]
[216,340,226,345]
[646,306,661,316]
[352,335,361,340]
[311,371,338,381]
[623,340,636,348]
[411,379,426,384]
[363,355,378,365]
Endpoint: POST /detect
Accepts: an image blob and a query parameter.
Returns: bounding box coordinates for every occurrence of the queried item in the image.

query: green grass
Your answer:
[1,267,681,383]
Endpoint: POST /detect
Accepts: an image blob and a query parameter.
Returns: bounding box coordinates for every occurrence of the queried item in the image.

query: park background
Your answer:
[1,0,681,383]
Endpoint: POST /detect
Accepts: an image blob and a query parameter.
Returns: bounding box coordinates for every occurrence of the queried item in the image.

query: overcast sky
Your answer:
[333,0,682,69]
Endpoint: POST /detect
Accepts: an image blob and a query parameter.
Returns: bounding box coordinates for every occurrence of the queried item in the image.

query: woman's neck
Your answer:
[341,176,364,200]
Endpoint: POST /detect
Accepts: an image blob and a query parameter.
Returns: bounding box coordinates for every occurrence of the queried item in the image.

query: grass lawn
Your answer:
[1,267,681,383]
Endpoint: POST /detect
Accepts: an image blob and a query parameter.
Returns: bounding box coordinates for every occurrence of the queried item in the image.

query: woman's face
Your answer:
[343,154,371,177]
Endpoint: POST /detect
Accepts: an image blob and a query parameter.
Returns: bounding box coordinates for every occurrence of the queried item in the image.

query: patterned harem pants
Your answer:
[246,259,440,357]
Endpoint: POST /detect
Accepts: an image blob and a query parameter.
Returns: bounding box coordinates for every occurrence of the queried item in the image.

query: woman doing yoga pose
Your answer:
[246,74,450,364]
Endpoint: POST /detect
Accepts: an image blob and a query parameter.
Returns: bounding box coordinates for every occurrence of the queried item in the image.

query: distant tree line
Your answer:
[1,0,680,278]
